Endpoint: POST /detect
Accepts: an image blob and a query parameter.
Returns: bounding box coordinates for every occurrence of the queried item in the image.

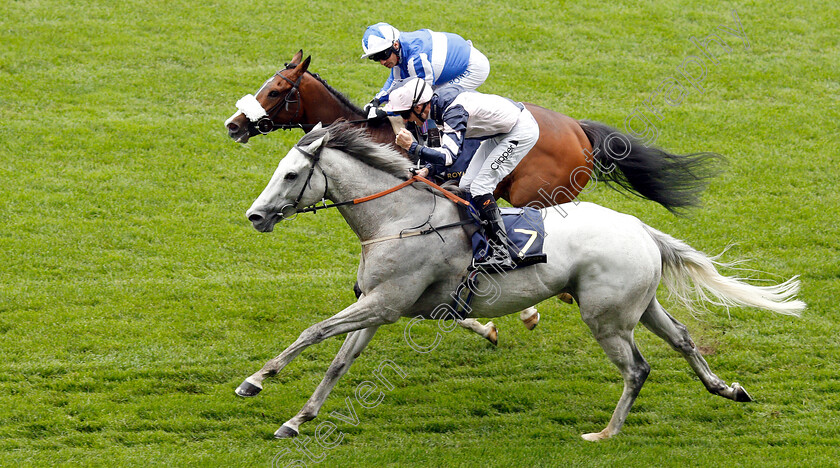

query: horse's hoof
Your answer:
[732,382,753,402]
[558,293,574,304]
[581,430,609,442]
[522,310,540,331]
[274,425,299,439]
[235,378,263,397]
[485,322,498,346]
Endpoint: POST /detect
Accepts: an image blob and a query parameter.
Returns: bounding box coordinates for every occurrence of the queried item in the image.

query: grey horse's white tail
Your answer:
[643,224,805,316]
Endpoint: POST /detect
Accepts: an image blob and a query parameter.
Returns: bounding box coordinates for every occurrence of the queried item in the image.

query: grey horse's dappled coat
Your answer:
[240,122,804,441]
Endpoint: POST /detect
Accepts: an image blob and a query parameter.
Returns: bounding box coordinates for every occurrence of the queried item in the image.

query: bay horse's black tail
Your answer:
[579,120,724,215]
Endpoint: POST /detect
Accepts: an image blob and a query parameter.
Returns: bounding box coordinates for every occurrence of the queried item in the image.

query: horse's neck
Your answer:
[323,155,439,242]
[301,76,364,125]
[364,120,399,145]
[300,76,399,149]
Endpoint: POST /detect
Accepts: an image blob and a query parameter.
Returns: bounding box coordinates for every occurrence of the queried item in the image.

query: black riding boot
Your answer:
[472,194,516,271]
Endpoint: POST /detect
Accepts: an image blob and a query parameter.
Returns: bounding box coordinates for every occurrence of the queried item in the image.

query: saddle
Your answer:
[450,200,548,320]
[444,187,547,270]
[470,207,548,269]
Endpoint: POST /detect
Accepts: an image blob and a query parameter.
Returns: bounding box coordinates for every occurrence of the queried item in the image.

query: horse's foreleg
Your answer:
[236,297,397,397]
[275,325,380,439]
[640,299,752,402]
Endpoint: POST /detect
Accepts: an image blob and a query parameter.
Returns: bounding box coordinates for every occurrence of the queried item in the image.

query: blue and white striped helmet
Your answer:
[361,23,401,59]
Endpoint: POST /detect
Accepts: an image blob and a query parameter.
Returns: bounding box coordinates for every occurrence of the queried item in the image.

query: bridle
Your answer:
[252,65,307,134]
[285,143,328,218]
[271,143,329,222]
[251,65,371,135]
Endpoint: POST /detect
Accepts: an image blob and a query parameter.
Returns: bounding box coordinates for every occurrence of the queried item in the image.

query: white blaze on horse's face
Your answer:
[245,136,328,232]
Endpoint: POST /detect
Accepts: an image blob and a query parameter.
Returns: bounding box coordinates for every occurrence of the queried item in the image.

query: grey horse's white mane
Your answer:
[297,122,412,180]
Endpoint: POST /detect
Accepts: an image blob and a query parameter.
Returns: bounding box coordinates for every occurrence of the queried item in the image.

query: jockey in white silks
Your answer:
[360,22,490,117]
[384,78,540,270]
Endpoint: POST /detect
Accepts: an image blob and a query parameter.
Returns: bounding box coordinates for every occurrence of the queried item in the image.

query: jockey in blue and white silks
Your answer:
[384,78,540,270]
[360,23,490,111]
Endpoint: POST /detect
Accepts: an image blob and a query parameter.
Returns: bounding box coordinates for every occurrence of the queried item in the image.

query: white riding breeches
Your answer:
[458,108,539,197]
[435,45,490,92]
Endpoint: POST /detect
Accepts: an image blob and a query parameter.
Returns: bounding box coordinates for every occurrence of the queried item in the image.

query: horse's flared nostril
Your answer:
[248,213,264,223]
[228,122,240,133]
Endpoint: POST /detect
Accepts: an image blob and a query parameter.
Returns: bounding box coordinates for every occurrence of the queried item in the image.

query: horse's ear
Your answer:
[299,55,311,73]
[312,122,323,131]
[289,50,303,66]
[301,133,328,155]
[290,55,311,77]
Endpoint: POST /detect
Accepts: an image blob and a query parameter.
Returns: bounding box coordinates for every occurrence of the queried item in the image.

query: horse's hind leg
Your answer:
[581,326,651,441]
[520,306,540,330]
[456,306,539,346]
[458,319,498,346]
[640,298,752,402]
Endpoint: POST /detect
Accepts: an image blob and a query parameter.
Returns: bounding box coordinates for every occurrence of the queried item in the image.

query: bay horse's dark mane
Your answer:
[285,63,365,116]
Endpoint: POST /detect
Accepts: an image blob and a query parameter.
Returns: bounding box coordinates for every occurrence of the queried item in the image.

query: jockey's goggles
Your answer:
[368,47,395,62]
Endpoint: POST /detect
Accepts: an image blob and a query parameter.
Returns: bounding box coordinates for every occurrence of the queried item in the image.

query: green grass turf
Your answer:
[1,0,838,466]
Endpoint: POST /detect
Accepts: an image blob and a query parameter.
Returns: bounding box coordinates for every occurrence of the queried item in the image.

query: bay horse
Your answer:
[237,123,804,441]
[225,50,722,212]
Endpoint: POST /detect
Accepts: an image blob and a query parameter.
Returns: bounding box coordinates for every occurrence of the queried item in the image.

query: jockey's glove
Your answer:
[364,99,387,120]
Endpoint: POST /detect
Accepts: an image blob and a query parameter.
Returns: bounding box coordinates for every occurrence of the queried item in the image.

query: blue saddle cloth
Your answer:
[449,207,547,319]
[470,207,547,269]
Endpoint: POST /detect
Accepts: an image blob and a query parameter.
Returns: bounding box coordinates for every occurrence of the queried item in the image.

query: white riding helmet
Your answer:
[361,22,401,59]
[383,78,433,112]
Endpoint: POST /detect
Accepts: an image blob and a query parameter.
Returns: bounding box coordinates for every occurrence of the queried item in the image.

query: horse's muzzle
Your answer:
[246,204,297,232]
[246,210,276,232]
[227,122,251,144]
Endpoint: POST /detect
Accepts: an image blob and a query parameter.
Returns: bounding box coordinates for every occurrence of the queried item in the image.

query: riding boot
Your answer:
[472,194,516,271]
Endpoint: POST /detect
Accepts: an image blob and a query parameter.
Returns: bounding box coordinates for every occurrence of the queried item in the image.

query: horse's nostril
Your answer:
[248,213,264,223]
[228,122,240,133]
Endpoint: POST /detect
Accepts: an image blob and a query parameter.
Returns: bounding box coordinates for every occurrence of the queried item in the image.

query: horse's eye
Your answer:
[284,172,297,181]
[269,90,281,98]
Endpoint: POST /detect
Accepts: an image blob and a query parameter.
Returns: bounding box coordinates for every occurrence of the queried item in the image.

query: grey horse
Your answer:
[239,123,804,441]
